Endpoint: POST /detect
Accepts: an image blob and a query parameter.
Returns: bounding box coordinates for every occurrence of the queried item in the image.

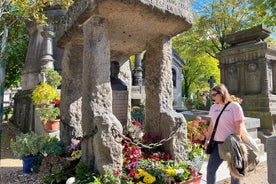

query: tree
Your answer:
[5,22,29,89]
[0,0,74,125]
[250,0,276,27]
[173,0,275,98]
[173,21,220,98]
[192,0,274,58]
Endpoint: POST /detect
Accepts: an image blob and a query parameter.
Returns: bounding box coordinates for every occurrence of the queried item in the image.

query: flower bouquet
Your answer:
[187,116,209,172]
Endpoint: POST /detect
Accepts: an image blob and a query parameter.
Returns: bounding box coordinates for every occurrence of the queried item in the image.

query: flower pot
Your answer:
[44,119,60,131]
[173,173,203,184]
[22,156,38,173]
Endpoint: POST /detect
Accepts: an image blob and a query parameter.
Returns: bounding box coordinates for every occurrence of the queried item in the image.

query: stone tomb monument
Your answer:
[52,0,193,176]
[217,25,276,137]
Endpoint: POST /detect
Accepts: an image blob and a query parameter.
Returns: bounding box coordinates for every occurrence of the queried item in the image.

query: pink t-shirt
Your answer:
[208,102,244,141]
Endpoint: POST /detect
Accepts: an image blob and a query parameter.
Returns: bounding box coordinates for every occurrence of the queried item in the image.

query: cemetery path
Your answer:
[216,161,268,184]
[0,122,42,183]
[0,121,269,184]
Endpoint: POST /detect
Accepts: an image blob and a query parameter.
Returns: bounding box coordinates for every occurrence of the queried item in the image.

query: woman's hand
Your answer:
[204,139,209,149]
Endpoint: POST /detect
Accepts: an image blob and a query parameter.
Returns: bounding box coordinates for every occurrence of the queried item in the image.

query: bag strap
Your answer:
[209,102,231,142]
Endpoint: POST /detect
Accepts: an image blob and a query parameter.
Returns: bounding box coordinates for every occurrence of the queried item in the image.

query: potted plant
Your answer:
[44,67,62,88]
[10,131,47,173]
[32,68,62,131]
[38,155,71,184]
[184,98,195,110]
[36,106,60,131]
[32,82,60,105]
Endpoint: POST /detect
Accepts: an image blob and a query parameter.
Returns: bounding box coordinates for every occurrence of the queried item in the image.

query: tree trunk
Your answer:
[0,26,8,125]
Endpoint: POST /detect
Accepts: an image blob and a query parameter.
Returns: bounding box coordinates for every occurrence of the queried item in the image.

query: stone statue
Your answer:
[110,61,127,90]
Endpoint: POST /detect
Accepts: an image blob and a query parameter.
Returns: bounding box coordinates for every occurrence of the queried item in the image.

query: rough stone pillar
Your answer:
[82,15,123,175]
[60,42,83,148]
[267,136,276,183]
[145,38,187,163]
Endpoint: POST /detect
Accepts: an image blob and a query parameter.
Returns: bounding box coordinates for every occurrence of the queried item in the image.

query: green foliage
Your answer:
[192,0,274,58]
[10,131,47,158]
[250,0,276,27]
[38,156,71,184]
[32,82,60,105]
[11,0,74,24]
[44,67,62,88]
[36,106,60,121]
[75,161,92,181]
[5,22,29,89]
[43,137,66,156]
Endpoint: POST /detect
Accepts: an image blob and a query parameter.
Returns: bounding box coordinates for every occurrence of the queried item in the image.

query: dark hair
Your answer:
[211,84,231,103]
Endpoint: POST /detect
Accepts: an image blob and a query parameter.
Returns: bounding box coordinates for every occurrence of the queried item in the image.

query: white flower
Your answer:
[175,168,184,174]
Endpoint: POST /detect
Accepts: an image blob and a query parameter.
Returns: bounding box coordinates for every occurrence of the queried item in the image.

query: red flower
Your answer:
[129,169,135,177]
[53,99,60,108]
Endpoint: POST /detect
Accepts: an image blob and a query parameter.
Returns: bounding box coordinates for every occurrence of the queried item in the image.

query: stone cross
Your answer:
[208,76,216,89]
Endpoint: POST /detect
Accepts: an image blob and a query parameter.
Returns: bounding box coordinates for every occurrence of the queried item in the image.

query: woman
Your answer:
[204,84,244,184]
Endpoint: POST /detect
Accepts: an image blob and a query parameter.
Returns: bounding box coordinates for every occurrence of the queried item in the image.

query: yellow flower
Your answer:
[143,173,156,184]
[71,150,82,160]
[135,170,142,179]
[166,167,177,176]
[137,182,145,184]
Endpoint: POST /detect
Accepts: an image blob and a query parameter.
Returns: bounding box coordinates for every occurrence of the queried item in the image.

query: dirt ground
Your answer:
[0,121,269,184]
[0,122,22,169]
[216,161,268,184]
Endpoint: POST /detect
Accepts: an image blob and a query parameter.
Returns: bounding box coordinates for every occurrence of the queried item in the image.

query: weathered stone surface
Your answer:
[56,0,192,60]
[13,90,35,133]
[144,39,188,162]
[81,15,123,174]
[217,25,276,133]
[60,43,83,147]
[17,0,193,176]
[225,24,271,45]
[21,23,44,91]
[267,136,276,184]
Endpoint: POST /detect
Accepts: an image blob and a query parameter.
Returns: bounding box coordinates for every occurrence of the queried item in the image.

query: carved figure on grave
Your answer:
[226,66,239,93]
[110,61,127,91]
[246,63,260,94]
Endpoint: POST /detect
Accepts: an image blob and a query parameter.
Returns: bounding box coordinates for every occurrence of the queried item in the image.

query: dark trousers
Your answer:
[206,142,240,184]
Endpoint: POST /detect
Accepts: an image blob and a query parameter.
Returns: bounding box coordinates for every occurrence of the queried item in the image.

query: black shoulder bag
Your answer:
[205,102,230,154]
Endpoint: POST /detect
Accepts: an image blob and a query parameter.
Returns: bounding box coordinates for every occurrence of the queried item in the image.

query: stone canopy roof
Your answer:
[56,0,193,60]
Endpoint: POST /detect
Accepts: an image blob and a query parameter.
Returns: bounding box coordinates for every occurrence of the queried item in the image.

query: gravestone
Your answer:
[217,25,276,136]
[19,0,193,176]
[111,61,128,127]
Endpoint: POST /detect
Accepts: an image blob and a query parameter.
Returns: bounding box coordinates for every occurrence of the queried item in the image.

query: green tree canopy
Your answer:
[192,0,275,58]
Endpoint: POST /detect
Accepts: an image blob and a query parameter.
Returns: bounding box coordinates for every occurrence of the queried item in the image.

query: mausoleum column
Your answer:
[145,38,187,163]
[60,42,83,148]
[133,52,143,86]
[272,61,276,94]
[261,59,269,95]
[238,61,245,95]
[81,15,123,175]
[40,24,55,69]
